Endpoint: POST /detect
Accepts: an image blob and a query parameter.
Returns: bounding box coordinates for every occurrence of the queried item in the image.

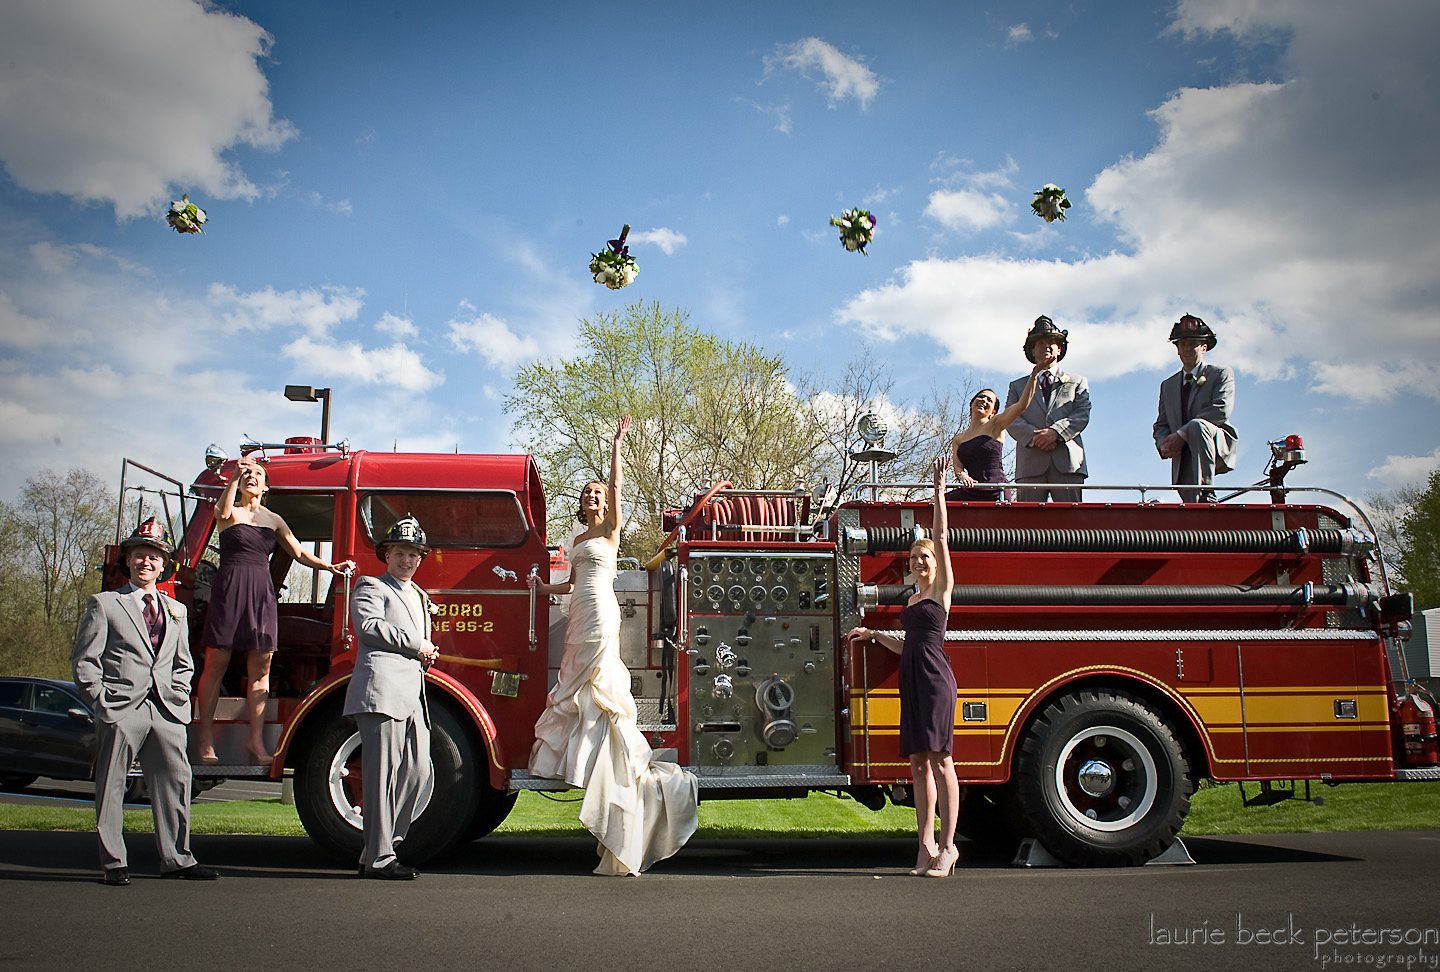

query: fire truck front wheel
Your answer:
[1015,687,1193,867]
[293,701,482,865]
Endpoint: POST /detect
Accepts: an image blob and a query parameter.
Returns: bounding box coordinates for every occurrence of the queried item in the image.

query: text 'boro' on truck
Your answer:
[109,426,1437,868]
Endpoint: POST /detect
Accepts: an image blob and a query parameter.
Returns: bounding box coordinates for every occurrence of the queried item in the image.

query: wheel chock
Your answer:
[1011,838,1064,867]
[1010,836,1196,867]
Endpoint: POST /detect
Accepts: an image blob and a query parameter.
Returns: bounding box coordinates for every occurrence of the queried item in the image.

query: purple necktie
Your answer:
[142,593,164,649]
[1040,370,1054,407]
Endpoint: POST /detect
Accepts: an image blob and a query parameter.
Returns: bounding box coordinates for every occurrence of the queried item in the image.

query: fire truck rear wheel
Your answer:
[1015,687,1193,867]
[465,785,519,841]
[293,701,482,865]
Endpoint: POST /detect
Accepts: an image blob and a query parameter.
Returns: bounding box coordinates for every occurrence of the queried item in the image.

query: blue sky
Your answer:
[1,0,1437,518]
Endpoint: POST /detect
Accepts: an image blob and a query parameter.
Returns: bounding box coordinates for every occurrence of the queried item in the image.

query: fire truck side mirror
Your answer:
[1378,593,1413,622]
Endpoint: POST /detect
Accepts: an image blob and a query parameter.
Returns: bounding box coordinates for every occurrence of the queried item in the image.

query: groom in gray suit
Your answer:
[1153,314,1238,503]
[1006,315,1092,502]
[344,514,437,880]
[72,519,218,885]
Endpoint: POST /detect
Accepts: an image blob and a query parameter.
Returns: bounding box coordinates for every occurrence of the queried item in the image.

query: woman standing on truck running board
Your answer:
[846,457,960,877]
[527,416,698,875]
[195,457,354,765]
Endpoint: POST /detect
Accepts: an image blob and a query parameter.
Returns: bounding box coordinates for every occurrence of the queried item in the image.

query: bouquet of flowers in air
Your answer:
[589,224,638,290]
[1030,184,1072,223]
[829,207,876,254]
[166,194,207,234]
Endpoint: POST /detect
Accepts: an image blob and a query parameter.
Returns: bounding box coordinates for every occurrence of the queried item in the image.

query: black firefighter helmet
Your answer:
[119,517,174,561]
[376,513,431,561]
[1168,313,1217,350]
[1023,315,1068,363]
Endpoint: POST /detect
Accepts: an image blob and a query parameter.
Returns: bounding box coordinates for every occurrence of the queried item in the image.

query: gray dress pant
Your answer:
[1173,418,1232,502]
[1016,469,1086,503]
[94,698,196,872]
[356,711,433,869]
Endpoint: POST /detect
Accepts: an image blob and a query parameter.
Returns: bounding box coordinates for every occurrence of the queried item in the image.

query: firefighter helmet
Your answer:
[376,514,431,561]
[1168,314,1217,350]
[119,518,174,560]
[1023,315,1068,363]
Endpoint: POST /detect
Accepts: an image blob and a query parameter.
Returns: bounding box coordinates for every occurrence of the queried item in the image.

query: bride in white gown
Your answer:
[528,416,698,875]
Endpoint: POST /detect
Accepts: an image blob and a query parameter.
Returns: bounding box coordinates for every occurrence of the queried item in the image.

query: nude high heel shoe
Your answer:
[923,845,958,878]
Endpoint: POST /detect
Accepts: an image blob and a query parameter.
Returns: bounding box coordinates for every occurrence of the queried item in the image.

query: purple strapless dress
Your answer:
[948,435,1004,501]
[897,599,956,756]
[201,524,278,652]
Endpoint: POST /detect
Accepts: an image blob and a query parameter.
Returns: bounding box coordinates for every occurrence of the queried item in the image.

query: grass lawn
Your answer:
[3,780,1438,839]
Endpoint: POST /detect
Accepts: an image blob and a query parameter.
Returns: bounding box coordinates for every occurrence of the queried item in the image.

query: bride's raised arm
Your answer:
[602,415,630,544]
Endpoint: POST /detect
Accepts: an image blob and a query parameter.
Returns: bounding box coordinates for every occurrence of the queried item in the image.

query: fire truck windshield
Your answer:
[360,492,530,548]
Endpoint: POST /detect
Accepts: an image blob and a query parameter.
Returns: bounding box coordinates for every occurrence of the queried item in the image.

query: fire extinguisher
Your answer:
[1395,687,1439,767]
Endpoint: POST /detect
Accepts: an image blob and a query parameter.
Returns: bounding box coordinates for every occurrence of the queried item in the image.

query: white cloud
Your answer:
[375,313,418,339]
[925,188,1012,232]
[209,284,366,338]
[837,0,1440,400]
[1005,24,1035,47]
[0,0,297,219]
[1368,449,1440,489]
[447,307,540,369]
[629,227,688,255]
[764,38,881,110]
[280,334,442,392]
[776,215,790,227]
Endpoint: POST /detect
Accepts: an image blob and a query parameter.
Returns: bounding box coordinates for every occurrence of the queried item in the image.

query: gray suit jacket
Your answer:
[1153,363,1238,474]
[72,584,193,725]
[1006,370,1091,478]
[344,573,432,723]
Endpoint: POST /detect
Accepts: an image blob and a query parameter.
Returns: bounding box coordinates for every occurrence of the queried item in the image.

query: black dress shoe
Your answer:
[103,867,130,886]
[360,861,418,880]
[161,864,220,881]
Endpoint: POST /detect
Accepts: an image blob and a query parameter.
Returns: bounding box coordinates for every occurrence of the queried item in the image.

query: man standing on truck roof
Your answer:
[1006,315,1092,502]
[345,514,438,880]
[1153,314,1237,504]
[72,518,220,885]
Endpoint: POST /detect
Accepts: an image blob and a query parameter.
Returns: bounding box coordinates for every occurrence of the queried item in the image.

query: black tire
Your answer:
[293,697,483,865]
[0,773,38,791]
[464,785,519,841]
[1014,687,1193,866]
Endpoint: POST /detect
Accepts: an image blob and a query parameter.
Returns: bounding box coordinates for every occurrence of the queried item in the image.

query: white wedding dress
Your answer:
[529,537,698,875]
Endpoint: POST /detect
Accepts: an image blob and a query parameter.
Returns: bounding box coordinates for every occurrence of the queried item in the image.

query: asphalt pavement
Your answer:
[2,813,1437,972]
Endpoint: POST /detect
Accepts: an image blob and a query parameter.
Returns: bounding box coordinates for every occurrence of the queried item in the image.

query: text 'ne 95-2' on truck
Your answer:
[107,426,1434,868]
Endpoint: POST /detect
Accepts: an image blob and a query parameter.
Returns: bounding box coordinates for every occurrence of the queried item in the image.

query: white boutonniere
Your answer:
[166,604,184,621]
[423,591,440,615]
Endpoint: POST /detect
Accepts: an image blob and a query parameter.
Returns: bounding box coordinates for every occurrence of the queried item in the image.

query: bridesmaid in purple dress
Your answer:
[195,458,354,764]
[947,361,1045,501]
[846,457,960,877]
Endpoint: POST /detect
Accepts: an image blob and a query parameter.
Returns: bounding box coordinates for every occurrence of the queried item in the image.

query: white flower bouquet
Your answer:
[589,224,638,290]
[166,194,207,235]
[829,207,876,253]
[1030,184,1072,223]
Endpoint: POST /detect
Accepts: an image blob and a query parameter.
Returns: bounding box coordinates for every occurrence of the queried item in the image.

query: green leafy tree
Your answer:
[506,302,819,559]
[1398,470,1440,609]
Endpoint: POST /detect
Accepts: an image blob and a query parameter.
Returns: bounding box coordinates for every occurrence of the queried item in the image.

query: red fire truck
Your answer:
[110,430,1434,867]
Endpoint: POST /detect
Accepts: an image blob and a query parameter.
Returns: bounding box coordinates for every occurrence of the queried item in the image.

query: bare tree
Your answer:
[798,346,975,498]
[0,469,115,677]
[20,468,113,628]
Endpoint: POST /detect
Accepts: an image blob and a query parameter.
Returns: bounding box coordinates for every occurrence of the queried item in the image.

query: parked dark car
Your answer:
[0,677,100,791]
